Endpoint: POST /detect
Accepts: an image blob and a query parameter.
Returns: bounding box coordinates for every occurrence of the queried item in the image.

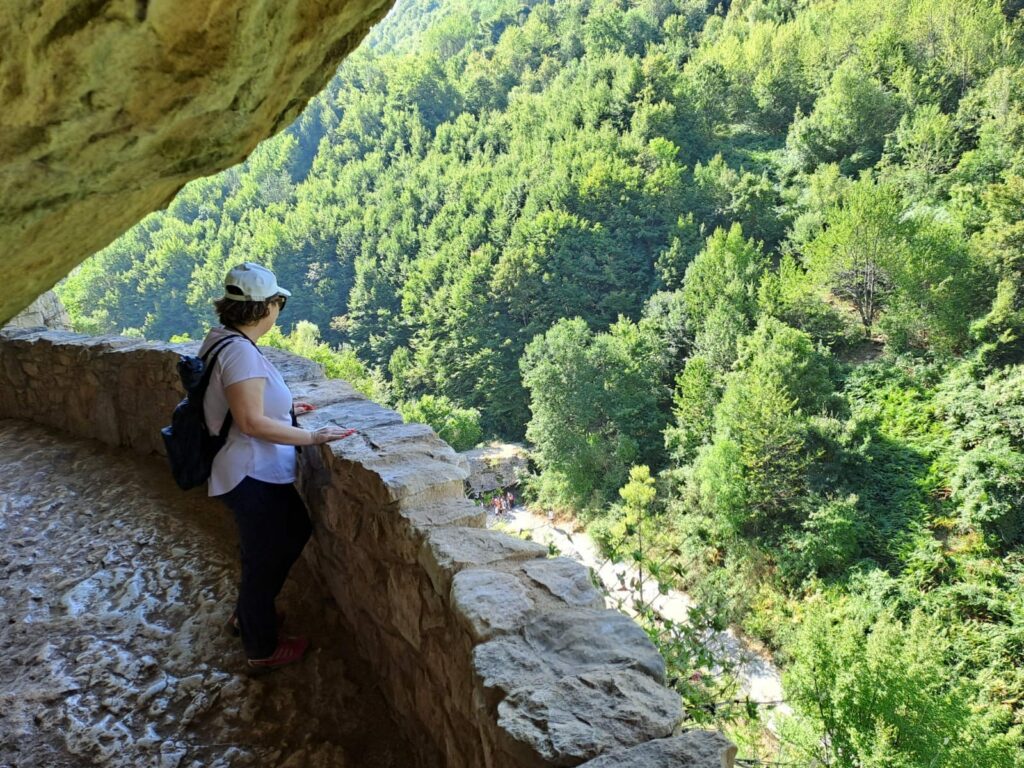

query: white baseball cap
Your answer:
[223,262,292,302]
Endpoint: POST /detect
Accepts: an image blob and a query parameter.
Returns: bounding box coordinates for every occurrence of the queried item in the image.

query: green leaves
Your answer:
[781,601,1023,767]
[786,58,904,174]
[397,393,483,451]
[521,317,669,516]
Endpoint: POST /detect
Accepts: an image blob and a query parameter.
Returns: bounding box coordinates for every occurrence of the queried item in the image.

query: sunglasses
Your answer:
[271,295,287,311]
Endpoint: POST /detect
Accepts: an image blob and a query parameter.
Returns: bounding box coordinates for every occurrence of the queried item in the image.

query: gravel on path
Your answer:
[0,419,415,768]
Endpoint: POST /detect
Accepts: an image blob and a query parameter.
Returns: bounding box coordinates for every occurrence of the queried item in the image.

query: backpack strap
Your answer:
[197,331,259,439]
[198,329,259,385]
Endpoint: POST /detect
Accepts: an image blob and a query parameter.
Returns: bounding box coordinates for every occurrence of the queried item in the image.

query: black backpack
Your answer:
[161,333,253,490]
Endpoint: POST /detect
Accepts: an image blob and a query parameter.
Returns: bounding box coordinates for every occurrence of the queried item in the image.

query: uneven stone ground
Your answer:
[0,419,416,768]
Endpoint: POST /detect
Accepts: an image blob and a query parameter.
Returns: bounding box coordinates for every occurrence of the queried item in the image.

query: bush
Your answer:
[398,394,483,451]
[262,321,384,400]
[785,58,903,174]
[939,364,1024,548]
[780,601,1023,767]
[779,495,864,583]
[758,255,860,351]
[951,436,1024,547]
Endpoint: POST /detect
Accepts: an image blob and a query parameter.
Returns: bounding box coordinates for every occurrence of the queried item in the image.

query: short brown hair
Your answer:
[214,296,273,327]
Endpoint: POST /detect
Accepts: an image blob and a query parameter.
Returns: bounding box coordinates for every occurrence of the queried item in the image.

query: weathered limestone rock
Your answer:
[420,527,549,594]
[521,557,605,609]
[473,609,668,694]
[451,569,535,642]
[399,498,487,530]
[579,731,738,768]
[0,0,395,325]
[496,670,683,766]
[462,442,531,495]
[3,291,71,330]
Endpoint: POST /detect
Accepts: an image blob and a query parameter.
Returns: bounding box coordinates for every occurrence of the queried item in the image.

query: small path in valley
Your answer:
[487,505,791,726]
[0,419,414,768]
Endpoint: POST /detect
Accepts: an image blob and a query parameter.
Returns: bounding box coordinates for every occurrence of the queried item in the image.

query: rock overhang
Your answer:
[0,0,395,325]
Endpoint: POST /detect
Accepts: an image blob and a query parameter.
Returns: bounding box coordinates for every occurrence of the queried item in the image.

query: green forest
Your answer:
[59,0,1024,763]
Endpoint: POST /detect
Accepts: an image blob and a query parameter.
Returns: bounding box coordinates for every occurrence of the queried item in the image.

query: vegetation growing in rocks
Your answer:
[60,0,1024,763]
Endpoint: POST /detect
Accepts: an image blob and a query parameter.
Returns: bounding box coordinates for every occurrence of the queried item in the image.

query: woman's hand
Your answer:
[309,426,358,445]
[293,401,316,415]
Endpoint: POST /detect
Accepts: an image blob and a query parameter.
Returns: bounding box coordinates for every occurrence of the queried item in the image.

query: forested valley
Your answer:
[59,0,1024,763]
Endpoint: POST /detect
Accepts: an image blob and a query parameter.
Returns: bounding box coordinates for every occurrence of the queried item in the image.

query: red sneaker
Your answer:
[247,636,310,671]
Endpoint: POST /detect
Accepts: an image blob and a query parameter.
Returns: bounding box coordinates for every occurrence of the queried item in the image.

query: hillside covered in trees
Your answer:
[60,0,1024,763]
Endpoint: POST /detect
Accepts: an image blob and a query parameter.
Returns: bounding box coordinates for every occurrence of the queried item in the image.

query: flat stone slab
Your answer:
[361,421,453,452]
[290,378,365,408]
[578,731,737,768]
[315,400,406,435]
[473,608,667,693]
[497,669,682,766]
[369,460,470,504]
[420,528,549,594]
[312,418,469,505]
[399,499,487,531]
[521,557,604,609]
[451,569,535,642]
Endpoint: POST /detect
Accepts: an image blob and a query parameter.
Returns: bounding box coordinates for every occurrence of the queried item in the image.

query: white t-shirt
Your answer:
[199,326,297,496]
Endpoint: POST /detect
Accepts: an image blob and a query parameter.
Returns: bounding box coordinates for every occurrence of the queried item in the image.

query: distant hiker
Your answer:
[200,262,356,671]
[506,490,514,510]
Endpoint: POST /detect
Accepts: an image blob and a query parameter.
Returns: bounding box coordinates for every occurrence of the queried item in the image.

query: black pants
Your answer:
[218,476,312,658]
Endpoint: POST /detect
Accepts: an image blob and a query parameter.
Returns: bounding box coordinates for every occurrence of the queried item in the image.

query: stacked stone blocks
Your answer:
[0,328,736,768]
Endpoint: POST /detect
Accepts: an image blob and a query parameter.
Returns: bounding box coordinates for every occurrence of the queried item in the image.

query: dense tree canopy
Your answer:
[59,0,1024,762]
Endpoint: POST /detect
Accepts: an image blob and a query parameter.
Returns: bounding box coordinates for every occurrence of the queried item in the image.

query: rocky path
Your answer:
[0,419,414,768]
[487,506,790,725]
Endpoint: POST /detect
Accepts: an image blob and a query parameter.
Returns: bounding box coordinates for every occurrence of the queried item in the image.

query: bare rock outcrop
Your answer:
[4,290,71,330]
[0,0,394,325]
[462,442,531,496]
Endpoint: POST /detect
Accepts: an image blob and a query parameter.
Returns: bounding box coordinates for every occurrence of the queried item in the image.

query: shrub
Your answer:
[398,394,483,451]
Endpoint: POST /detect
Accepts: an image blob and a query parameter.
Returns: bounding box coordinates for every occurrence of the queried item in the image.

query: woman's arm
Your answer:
[225,378,353,445]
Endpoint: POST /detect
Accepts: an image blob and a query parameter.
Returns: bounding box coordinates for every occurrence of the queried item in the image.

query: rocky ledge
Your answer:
[460,442,531,496]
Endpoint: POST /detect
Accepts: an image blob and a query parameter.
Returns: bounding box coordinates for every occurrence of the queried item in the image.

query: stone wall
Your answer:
[0,327,736,768]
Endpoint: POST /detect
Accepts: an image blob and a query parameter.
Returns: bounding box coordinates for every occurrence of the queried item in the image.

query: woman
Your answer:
[199,262,354,670]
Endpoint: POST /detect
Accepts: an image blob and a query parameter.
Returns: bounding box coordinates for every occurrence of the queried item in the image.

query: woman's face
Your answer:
[268,295,286,324]
[249,295,285,338]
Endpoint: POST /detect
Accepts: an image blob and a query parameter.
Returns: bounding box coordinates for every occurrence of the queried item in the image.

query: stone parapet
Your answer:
[0,327,736,768]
